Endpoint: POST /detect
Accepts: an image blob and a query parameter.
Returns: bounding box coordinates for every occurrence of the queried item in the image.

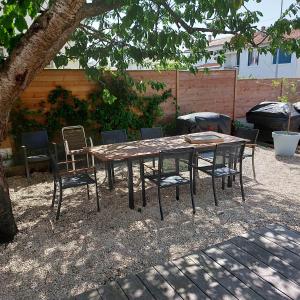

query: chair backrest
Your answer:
[62,126,87,152]
[158,147,194,175]
[235,127,259,144]
[213,142,245,169]
[101,129,128,145]
[21,130,49,150]
[140,127,163,140]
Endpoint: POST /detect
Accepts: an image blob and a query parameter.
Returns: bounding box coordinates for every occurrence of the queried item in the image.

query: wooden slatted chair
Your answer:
[62,125,94,170]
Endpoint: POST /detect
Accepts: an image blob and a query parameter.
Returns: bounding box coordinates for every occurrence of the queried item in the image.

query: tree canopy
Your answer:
[1,0,300,76]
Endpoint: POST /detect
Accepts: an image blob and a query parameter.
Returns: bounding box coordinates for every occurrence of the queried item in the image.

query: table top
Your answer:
[89,131,247,162]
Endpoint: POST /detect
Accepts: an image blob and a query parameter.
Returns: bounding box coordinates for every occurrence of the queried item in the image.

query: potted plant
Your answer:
[272,79,300,156]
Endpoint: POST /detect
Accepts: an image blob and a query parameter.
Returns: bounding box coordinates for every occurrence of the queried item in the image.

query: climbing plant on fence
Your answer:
[10,73,173,142]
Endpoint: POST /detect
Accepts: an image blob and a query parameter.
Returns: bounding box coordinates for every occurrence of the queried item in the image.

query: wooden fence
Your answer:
[1,69,299,150]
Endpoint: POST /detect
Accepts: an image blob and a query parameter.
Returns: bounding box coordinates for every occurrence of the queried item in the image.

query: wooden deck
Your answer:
[74,224,300,300]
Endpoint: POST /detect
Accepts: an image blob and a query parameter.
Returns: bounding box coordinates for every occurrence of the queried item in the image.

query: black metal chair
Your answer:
[140,127,163,168]
[101,129,128,145]
[100,129,128,189]
[140,127,163,140]
[140,147,195,220]
[21,130,52,179]
[193,142,246,206]
[50,155,100,220]
[235,127,259,180]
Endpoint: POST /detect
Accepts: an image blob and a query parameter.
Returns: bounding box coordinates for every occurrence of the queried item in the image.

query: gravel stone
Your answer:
[0,146,299,299]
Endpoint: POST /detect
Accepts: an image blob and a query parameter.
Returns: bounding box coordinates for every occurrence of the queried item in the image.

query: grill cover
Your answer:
[246,101,300,132]
[176,112,232,135]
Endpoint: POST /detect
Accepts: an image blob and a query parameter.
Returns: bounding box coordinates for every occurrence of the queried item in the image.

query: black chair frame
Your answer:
[194,142,246,206]
[101,129,128,190]
[234,127,259,180]
[51,155,100,220]
[21,130,55,179]
[140,147,195,220]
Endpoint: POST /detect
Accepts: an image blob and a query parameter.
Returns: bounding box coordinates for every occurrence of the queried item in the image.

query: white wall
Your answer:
[238,49,298,79]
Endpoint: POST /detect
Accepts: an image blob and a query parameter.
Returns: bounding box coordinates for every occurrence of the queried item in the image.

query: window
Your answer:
[248,49,259,66]
[273,50,292,64]
[236,51,240,67]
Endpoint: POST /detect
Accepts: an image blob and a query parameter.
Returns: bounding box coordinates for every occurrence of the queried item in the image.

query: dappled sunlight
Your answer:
[0,146,299,299]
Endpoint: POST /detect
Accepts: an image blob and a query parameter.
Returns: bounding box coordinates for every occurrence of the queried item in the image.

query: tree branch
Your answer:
[156,1,236,35]
[78,0,127,19]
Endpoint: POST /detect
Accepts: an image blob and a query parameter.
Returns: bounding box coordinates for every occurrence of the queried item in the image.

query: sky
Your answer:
[245,0,296,28]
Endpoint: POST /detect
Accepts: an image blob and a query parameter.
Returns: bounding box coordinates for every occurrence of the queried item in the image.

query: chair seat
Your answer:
[198,165,239,177]
[27,154,50,162]
[145,172,190,188]
[198,150,214,162]
[61,173,95,189]
[243,153,253,158]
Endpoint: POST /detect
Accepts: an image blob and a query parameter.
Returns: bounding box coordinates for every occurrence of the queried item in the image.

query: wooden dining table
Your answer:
[89,131,247,209]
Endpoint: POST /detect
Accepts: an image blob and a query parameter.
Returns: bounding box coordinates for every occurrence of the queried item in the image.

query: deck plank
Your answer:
[98,282,127,300]
[266,224,300,245]
[242,231,300,270]
[172,256,236,300]
[137,267,182,300]
[117,274,154,300]
[231,236,300,285]
[186,252,264,300]
[253,227,300,256]
[74,226,300,300]
[154,262,210,300]
[218,241,300,300]
[204,246,289,300]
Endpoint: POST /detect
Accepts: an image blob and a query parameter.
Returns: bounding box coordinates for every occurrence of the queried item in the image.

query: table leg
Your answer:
[106,161,113,191]
[127,159,134,209]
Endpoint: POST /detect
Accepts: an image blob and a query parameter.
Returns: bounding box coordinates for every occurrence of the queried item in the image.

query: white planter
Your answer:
[272,131,300,156]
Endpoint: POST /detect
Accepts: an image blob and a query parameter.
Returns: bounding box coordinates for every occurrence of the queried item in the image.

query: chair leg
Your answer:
[233,162,237,182]
[106,162,113,190]
[87,184,90,200]
[111,162,115,183]
[252,155,256,180]
[176,186,179,200]
[212,176,218,206]
[190,182,196,214]
[140,161,146,207]
[56,187,63,220]
[71,154,75,170]
[158,187,163,221]
[51,181,57,207]
[193,157,198,195]
[25,161,30,180]
[221,177,225,190]
[240,172,245,201]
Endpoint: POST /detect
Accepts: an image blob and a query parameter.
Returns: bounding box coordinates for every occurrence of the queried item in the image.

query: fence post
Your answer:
[232,69,237,120]
[175,69,179,116]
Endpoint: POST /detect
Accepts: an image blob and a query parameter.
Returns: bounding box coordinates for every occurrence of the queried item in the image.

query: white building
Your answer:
[197,30,300,79]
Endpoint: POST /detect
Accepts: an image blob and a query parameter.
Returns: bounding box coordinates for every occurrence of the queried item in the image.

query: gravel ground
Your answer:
[0,145,300,300]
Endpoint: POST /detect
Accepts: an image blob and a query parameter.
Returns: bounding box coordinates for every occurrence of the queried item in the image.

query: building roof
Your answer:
[208,29,300,47]
[208,36,233,47]
[252,29,300,45]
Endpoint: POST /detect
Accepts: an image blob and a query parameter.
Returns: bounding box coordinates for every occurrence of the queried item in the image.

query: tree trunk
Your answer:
[0,155,17,242]
[0,0,86,243]
[0,0,124,243]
